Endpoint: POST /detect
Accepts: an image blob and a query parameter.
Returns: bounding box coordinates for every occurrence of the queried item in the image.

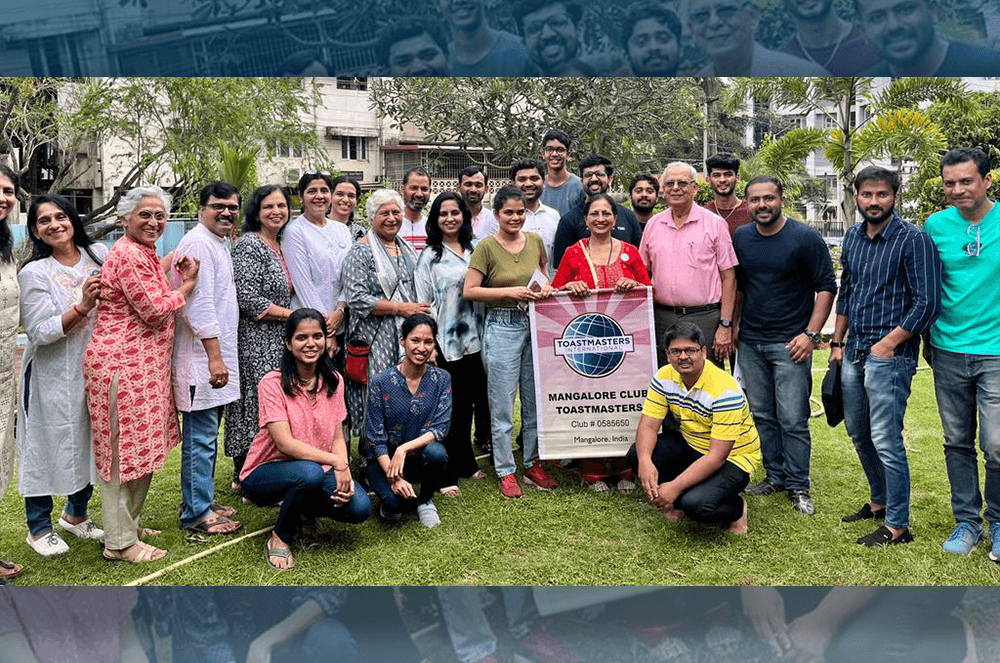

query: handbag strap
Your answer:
[366,281,400,345]
[578,239,600,287]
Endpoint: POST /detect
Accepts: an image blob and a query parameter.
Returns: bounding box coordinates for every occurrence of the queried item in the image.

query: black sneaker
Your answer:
[857,525,913,547]
[743,478,784,496]
[842,503,886,522]
[787,490,815,516]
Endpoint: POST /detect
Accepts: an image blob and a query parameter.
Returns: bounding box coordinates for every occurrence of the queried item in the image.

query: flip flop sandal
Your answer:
[0,559,23,580]
[103,542,167,563]
[265,540,293,572]
[186,514,242,536]
[438,485,461,497]
[210,501,238,518]
[588,480,611,493]
[616,478,637,495]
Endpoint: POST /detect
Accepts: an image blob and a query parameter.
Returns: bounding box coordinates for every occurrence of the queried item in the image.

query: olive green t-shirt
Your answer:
[469,233,546,308]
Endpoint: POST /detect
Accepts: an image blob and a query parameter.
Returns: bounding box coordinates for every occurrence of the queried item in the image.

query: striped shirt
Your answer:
[642,361,761,474]
[836,217,942,362]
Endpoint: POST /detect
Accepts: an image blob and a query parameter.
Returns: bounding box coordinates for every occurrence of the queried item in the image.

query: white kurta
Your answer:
[281,214,352,318]
[171,223,240,412]
[16,246,107,497]
[0,261,19,498]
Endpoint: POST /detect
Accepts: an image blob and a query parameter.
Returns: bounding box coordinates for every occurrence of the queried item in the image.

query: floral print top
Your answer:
[364,365,452,460]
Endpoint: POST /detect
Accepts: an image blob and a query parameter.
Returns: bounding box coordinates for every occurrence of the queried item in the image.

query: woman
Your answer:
[170,587,422,663]
[225,185,295,489]
[0,165,21,582]
[84,185,200,564]
[329,174,366,241]
[282,172,351,354]
[415,192,489,493]
[17,195,108,558]
[739,587,974,663]
[239,309,371,571]
[551,193,651,494]
[463,185,557,499]
[0,587,148,663]
[342,189,430,433]
[365,314,451,527]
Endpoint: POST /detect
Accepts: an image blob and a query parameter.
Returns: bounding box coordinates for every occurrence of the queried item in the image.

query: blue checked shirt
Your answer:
[837,217,942,362]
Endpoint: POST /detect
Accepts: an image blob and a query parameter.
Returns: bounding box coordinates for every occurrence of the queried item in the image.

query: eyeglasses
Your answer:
[663,180,693,189]
[689,1,750,25]
[524,13,573,37]
[668,347,702,358]
[582,170,609,179]
[206,203,240,213]
[965,223,982,257]
[543,146,568,156]
[136,211,167,221]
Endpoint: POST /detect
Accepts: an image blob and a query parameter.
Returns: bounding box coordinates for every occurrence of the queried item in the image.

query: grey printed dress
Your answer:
[343,241,416,436]
[224,233,293,472]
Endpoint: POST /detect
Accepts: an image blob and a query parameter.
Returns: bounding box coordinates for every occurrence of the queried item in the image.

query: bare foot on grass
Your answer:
[727,498,748,534]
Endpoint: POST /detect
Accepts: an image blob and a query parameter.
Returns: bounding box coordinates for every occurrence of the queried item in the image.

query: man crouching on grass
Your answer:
[626,322,761,533]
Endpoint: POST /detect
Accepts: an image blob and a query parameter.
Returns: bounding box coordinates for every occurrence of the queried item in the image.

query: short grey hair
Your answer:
[366,188,404,221]
[117,185,173,219]
[662,161,698,182]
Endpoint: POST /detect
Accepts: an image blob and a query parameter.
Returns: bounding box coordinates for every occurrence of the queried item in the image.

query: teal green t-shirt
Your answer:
[923,202,1000,355]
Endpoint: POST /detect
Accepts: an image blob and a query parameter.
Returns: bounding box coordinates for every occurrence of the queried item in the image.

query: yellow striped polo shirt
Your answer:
[641,361,761,474]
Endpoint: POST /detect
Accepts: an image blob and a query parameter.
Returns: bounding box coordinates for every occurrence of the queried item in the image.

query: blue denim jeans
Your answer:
[738,341,813,491]
[931,348,1000,526]
[437,587,534,663]
[364,441,448,514]
[270,618,359,663]
[180,406,224,529]
[483,309,538,478]
[24,484,94,536]
[841,354,917,530]
[241,459,371,544]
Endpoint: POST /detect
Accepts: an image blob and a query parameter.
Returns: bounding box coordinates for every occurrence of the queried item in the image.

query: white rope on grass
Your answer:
[122,525,274,587]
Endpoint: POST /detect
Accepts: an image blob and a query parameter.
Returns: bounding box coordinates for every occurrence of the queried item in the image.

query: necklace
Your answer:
[715,200,742,224]
[588,238,615,266]
[795,21,850,70]
[495,233,524,262]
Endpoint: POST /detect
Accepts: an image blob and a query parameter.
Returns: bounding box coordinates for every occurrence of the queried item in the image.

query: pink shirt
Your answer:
[240,370,348,481]
[0,587,137,663]
[638,202,738,306]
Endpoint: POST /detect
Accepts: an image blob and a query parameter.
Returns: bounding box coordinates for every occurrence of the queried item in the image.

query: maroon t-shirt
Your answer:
[704,199,753,239]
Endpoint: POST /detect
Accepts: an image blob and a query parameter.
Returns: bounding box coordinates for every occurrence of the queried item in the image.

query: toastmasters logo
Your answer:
[553,312,634,378]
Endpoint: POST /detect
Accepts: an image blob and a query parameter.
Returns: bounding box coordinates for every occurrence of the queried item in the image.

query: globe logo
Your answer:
[554,313,634,378]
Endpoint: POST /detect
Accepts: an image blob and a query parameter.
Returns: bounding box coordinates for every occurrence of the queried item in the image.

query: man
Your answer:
[377,19,451,76]
[514,0,595,75]
[440,0,534,75]
[777,0,879,74]
[458,165,493,239]
[830,166,941,547]
[629,172,660,230]
[627,323,761,534]
[639,161,737,368]
[172,182,243,536]
[689,0,830,75]
[924,147,1000,562]
[400,166,431,252]
[503,159,561,276]
[857,0,1000,75]
[538,129,584,217]
[702,153,753,239]
[734,176,837,516]
[551,154,642,267]
[620,3,683,76]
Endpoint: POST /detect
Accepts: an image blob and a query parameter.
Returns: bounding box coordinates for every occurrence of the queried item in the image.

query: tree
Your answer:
[723,77,969,224]
[1,77,323,228]
[370,77,708,184]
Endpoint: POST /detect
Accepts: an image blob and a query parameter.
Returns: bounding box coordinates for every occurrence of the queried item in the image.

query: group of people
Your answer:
[0,585,983,663]
[0,131,997,581]
[362,0,1000,79]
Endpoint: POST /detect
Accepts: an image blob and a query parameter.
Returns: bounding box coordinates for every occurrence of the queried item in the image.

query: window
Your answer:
[269,141,303,158]
[336,77,368,91]
[341,137,367,161]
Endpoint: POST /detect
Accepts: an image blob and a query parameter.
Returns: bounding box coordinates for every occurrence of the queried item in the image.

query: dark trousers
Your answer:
[626,430,749,524]
[241,460,372,544]
[438,351,490,483]
[365,442,449,514]
[653,305,723,368]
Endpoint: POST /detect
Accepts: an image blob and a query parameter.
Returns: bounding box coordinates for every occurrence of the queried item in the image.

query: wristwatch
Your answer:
[829,340,846,348]
[719,319,733,328]
[805,329,822,344]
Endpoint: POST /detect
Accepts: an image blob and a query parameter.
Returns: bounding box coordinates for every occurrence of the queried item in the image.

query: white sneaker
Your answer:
[416,501,440,528]
[27,531,70,557]
[58,517,105,540]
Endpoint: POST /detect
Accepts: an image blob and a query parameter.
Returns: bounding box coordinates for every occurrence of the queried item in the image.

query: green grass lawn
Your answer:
[3,350,999,586]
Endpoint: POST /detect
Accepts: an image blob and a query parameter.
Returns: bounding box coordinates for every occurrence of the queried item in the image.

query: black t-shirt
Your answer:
[865,40,1000,76]
[733,218,837,344]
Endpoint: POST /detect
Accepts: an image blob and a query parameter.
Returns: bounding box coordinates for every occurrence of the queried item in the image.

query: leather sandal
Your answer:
[187,513,242,535]
[0,559,23,580]
[210,501,238,518]
[103,542,167,563]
